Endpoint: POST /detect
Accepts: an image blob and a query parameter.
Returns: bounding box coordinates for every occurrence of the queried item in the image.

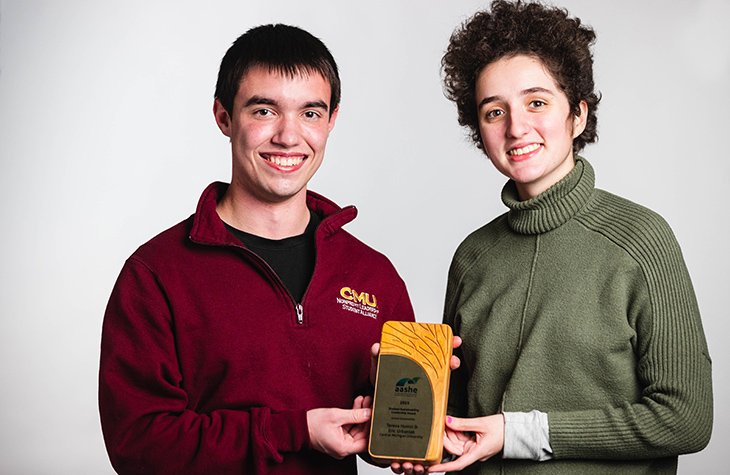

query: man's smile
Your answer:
[261,152,307,169]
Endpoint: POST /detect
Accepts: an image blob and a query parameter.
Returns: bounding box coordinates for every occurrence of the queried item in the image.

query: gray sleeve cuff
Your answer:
[503,410,553,461]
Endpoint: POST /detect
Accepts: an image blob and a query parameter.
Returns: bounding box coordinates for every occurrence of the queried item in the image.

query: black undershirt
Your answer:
[224,210,320,303]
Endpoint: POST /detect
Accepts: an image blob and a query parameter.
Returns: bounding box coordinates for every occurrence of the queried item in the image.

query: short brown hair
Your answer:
[215,24,340,118]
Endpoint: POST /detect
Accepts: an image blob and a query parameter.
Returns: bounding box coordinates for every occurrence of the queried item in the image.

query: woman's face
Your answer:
[475,54,587,200]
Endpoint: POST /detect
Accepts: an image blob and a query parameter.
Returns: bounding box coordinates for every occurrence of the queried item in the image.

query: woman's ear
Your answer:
[572,100,588,138]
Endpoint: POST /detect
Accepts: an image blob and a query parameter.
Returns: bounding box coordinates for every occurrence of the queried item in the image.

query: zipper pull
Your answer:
[296,304,304,325]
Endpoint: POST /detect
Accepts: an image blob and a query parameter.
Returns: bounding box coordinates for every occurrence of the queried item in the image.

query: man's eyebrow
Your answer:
[304,100,328,111]
[243,96,328,111]
[478,87,556,109]
[244,96,277,108]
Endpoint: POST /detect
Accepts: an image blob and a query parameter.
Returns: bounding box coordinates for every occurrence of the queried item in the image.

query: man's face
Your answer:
[214,65,338,205]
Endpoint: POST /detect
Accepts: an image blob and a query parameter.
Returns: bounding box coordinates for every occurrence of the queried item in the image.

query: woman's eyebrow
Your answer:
[478,87,555,109]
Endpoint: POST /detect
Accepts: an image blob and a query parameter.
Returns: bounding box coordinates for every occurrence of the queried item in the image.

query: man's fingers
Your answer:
[352,438,367,452]
[449,336,462,369]
[409,463,427,474]
[390,462,404,474]
[400,461,415,474]
[370,343,380,384]
[349,429,368,444]
[352,395,364,409]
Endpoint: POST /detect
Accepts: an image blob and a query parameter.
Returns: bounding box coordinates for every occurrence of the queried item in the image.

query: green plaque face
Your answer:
[369,355,434,459]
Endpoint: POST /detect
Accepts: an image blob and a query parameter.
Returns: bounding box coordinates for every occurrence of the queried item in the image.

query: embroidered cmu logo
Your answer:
[340,287,378,307]
[337,287,380,319]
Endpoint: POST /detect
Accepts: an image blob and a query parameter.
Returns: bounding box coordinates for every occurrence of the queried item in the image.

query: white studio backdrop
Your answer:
[1,1,728,473]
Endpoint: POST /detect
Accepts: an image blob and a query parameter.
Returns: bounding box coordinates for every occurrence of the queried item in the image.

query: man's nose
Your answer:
[272,116,300,147]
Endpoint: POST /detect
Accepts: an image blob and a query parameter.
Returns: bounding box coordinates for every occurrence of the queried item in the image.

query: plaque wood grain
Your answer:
[369,321,453,464]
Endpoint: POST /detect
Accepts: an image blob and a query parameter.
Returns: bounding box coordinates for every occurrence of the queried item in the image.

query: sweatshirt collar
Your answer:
[189,182,357,246]
[502,157,595,235]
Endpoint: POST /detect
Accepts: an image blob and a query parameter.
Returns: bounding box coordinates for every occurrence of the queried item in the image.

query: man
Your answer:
[99,24,415,474]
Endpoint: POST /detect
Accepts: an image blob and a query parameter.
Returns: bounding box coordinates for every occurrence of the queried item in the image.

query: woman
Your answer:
[426,1,712,473]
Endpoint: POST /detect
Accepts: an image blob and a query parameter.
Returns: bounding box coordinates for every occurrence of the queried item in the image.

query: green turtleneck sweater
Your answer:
[444,158,712,474]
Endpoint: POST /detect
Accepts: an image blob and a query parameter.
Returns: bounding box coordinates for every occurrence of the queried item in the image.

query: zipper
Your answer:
[295,303,304,325]
[254,254,308,326]
[221,242,308,326]
[198,206,343,327]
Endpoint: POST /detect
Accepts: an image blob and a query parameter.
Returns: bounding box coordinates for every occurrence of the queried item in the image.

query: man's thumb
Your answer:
[350,408,372,424]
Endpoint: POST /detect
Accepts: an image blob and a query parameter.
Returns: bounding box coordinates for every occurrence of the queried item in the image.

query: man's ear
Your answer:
[327,105,339,133]
[213,98,232,138]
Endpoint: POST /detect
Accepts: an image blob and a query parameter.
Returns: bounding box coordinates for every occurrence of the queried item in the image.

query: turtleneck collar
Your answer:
[501,157,595,235]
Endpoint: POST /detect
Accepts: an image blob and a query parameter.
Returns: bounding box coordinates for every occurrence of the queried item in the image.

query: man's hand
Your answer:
[390,459,427,474]
[307,395,373,459]
[370,335,462,385]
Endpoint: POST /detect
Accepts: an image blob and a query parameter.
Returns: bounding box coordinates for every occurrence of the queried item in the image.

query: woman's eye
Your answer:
[530,100,546,108]
[486,109,503,119]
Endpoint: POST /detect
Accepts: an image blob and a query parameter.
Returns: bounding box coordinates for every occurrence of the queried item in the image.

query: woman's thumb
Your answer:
[445,415,474,431]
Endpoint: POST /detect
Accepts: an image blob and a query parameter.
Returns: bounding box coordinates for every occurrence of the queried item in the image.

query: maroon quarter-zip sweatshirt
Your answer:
[99,182,415,474]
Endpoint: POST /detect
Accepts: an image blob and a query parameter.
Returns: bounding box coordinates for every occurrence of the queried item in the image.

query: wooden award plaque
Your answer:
[368,321,453,464]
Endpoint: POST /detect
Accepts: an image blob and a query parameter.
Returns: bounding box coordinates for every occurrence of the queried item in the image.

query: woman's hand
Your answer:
[426,414,505,473]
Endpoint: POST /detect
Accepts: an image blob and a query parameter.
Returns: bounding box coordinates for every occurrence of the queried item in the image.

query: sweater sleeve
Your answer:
[548,214,713,460]
[99,258,310,475]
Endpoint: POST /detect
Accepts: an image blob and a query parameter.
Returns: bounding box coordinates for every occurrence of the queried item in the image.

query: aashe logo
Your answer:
[395,377,420,394]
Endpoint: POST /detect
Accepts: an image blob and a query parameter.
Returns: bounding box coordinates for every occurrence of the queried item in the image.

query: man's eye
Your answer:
[254,109,272,117]
[304,110,321,119]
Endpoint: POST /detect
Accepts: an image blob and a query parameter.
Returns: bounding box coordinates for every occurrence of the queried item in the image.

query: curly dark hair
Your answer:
[442,0,600,152]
